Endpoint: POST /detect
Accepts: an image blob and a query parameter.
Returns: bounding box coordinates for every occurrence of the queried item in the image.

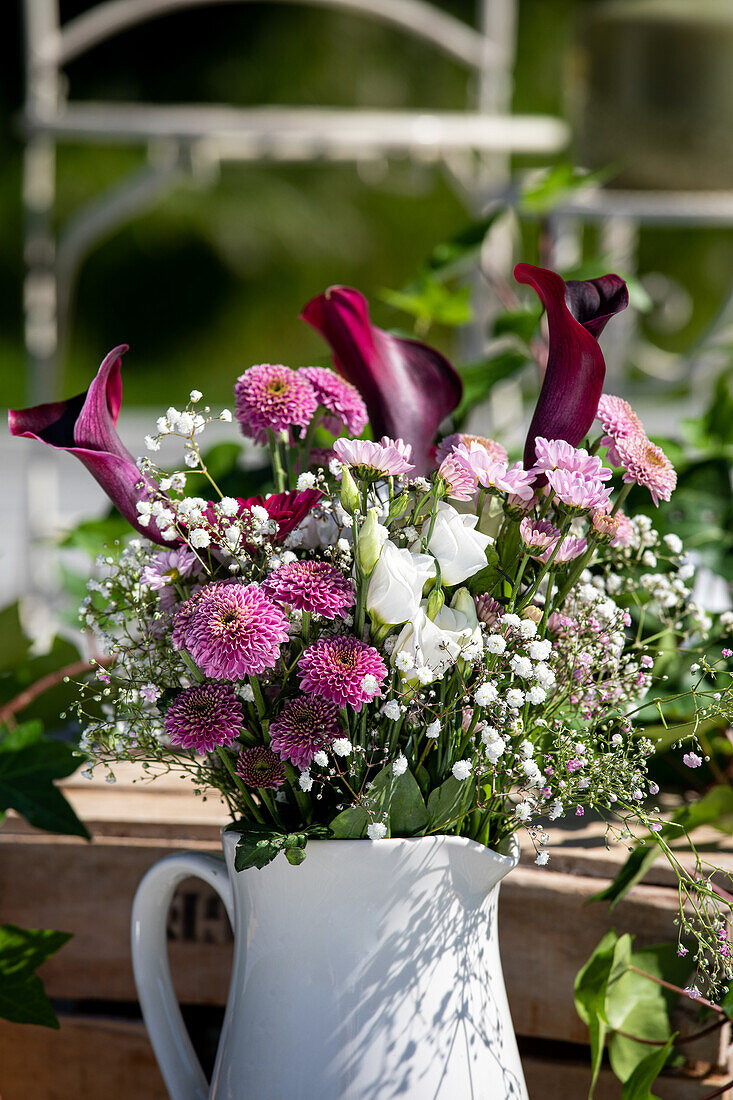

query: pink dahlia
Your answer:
[615,435,677,507]
[538,536,588,564]
[547,469,612,514]
[262,559,354,619]
[299,366,368,436]
[234,364,318,443]
[435,433,508,466]
[164,682,243,754]
[520,517,561,556]
[269,695,341,769]
[437,452,477,501]
[298,636,387,711]
[236,746,286,789]
[333,437,414,478]
[182,582,289,679]
[532,437,612,482]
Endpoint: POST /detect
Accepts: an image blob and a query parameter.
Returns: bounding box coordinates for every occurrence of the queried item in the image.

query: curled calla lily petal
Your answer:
[9,346,169,543]
[516,263,628,467]
[300,286,463,473]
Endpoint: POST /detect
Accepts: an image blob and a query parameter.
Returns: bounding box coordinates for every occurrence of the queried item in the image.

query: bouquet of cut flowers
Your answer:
[10,265,733,994]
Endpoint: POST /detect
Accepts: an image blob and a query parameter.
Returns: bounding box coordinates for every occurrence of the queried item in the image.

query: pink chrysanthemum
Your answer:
[615,435,677,507]
[591,511,620,544]
[435,433,508,466]
[474,594,503,627]
[234,364,318,443]
[611,511,634,548]
[269,695,341,769]
[538,536,588,564]
[164,682,243,754]
[141,547,200,592]
[596,395,645,466]
[298,636,387,711]
[437,452,477,501]
[465,449,536,501]
[236,746,286,789]
[520,517,561,555]
[171,586,208,649]
[333,437,414,478]
[262,560,354,619]
[182,582,289,679]
[299,366,368,437]
[532,438,612,482]
[504,491,537,518]
[547,469,612,514]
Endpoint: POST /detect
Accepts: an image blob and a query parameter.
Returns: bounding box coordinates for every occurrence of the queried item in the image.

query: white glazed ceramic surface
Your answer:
[131,834,528,1100]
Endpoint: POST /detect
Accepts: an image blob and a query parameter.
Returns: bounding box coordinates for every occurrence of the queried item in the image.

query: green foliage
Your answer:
[0,924,72,1029]
[330,765,428,839]
[426,775,476,834]
[518,164,612,215]
[453,348,530,429]
[576,933,686,1099]
[229,822,330,870]
[593,786,733,909]
[380,275,473,330]
[0,722,89,838]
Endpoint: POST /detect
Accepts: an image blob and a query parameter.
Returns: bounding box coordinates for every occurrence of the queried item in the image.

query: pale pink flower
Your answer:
[547,469,612,513]
[299,366,368,436]
[611,511,634,548]
[333,437,414,478]
[435,433,508,466]
[596,394,644,465]
[616,435,677,507]
[437,452,477,501]
[532,437,612,482]
[538,536,588,564]
[520,518,561,555]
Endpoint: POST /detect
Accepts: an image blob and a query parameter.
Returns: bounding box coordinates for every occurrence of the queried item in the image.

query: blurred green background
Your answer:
[3,0,733,408]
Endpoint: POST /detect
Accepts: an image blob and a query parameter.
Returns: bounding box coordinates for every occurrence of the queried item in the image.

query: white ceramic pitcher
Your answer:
[131,833,527,1100]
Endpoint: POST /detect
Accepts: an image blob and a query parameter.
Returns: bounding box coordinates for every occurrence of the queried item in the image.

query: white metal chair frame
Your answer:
[22,0,570,404]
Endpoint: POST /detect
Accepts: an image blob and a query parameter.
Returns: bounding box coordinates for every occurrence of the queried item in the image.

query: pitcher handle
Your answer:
[131,851,234,1100]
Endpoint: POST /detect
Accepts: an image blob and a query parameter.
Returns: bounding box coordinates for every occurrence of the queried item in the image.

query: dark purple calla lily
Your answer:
[301,285,463,472]
[516,263,628,468]
[9,345,169,543]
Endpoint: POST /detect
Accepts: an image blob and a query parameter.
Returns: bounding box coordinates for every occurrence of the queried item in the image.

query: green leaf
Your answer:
[620,1037,675,1100]
[58,512,131,557]
[609,1002,672,1083]
[0,634,83,727]
[0,603,31,676]
[493,306,541,344]
[234,833,282,870]
[0,924,72,1028]
[425,212,503,280]
[426,775,476,833]
[0,723,89,838]
[386,769,428,836]
[380,276,473,329]
[519,163,612,214]
[329,806,368,839]
[593,787,733,908]
[575,932,630,1097]
[465,548,502,596]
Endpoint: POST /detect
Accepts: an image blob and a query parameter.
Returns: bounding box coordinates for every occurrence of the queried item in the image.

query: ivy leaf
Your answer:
[575,931,630,1097]
[0,722,89,838]
[0,924,72,1028]
[426,775,476,833]
[620,1037,676,1100]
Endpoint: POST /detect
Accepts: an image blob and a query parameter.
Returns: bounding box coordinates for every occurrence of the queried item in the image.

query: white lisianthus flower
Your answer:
[367,541,436,627]
[391,588,482,682]
[417,502,493,585]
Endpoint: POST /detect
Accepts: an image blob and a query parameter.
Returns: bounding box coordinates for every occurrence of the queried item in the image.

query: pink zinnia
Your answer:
[298,635,387,711]
[596,394,644,466]
[520,517,561,556]
[236,746,286,789]
[615,435,677,506]
[333,437,414,478]
[435,433,508,466]
[299,366,368,436]
[262,560,354,619]
[547,469,612,513]
[269,695,341,769]
[539,535,588,564]
[234,364,318,443]
[182,582,289,679]
[437,452,477,501]
[164,682,243,754]
[532,437,612,482]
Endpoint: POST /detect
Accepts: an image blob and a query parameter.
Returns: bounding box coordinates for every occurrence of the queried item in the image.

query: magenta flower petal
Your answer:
[300,286,462,472]
[515,264,628,468]
[8,346,169,543]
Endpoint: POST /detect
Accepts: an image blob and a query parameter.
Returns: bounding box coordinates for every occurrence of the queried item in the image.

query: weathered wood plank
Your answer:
[522,1053,733,1100]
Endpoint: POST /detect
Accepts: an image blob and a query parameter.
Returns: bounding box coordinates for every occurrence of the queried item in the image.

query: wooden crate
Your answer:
[1,765,732,1099]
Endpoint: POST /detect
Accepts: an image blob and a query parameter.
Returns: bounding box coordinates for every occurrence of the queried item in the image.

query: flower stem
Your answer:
[267,430,287,493]
[216,746,266,824]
